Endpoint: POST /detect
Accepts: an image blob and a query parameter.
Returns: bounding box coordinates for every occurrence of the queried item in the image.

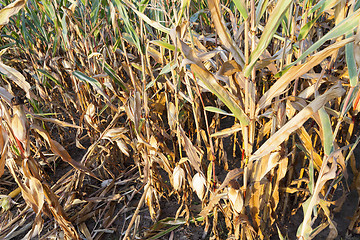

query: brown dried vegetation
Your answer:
[0,0,360,239]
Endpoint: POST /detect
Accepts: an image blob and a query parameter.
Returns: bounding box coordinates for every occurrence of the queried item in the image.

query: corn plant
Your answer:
[0,0,360,239]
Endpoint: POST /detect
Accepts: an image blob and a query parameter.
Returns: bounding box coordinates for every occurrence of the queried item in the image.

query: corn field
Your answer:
[1,0,360,239]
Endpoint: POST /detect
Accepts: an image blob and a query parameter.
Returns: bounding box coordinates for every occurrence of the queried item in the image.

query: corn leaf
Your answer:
[251,83,345,162]
[191,64,249,126]
[121,0,170,34]
[232,0,248,20]
[205,106,234,116]
[346,33,358,87]
[0,0,27,29]
[257,37,353,113]
[208,0,245,68]
[31,124,96,178]
[279,8,360,74]
[319,107,333,156]
[244,0,292,77]
[0,61,33,100]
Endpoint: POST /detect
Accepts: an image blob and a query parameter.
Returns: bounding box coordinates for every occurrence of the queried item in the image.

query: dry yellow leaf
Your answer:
[251,83,345,162]
[0,0,27,29]
[218,60,242,76]
[208,0,245,68]
[31,124,96,178]
[257,37,353,114]
[0,62,33,100]
[228,180,243,213]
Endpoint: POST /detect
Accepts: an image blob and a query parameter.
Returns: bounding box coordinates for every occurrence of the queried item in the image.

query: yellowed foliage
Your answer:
[0,61,33,100]
[251,83,345,162]
[257,37,354,114]
[207,0,245,68]
[0,0,27,30]
[31,124,96,178]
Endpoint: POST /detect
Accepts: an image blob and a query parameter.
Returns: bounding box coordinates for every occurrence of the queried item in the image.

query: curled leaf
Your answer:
[173,165,185,191]
[228,180,243,213]
[31,124,96,178]
[251,83,345,162]
[208,0,245,67]
[0,62,33,100]
[0,0,27,29]
[192,172,207,200]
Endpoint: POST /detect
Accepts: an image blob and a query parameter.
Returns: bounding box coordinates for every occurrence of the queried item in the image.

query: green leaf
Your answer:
[73,71,102,89]
[150,40,176,51]
[244,0,292,77]
[276,225,286,240]
[26,3,48,42]
[297,198,312,239]
[61,12,69,49]
[149,225,179,240]
[190,9,206,23]
[300,0,343,41]
[90,0,101,27]
[279,8,360,76]
[177,0,191,25]
[72,71,111,104]
[37,69,63,88]
[138,0,149,13]
[0,43,15,51]
[122,32,137,47]
[204,106,234,116]
[113,0,141,52]
[255,0,269,25]
[298,14,322,41]
[158,61,177,76]
[146,60,177,90]
[309,149,315,195]
[42,0,56,22]
[356,1,360,11]
[232,0,248,20]
[308,0,339,15]
[103,62,128,92]
[319,107,333,156]
[345,34,358,87]
[191,64,249,125]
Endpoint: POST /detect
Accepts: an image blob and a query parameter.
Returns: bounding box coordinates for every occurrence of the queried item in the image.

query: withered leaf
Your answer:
[0,0,27,29]
[218,168,244,192]
[179,126,202,174]
[31,124,97,178]
[218,60,242,76]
